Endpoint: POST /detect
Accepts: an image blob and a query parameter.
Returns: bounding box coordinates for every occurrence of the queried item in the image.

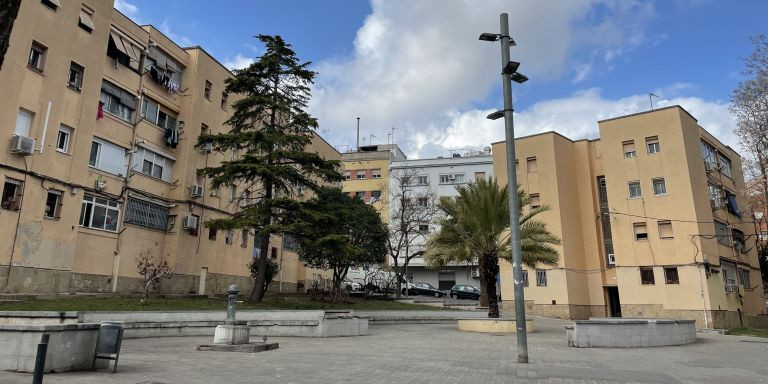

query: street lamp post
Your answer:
[480,12,529,364]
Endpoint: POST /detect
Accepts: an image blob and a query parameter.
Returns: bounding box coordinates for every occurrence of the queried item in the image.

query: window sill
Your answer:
[628,196,643,200]
[88,166,127,180]
[27,66,45,75]
[78,226,119,238]
[54,148,71,156]
[653,193,667,197]
[130,171,174,186]
[43,216,60,221]
[123,222,169,234]
[0,207,21,213]
[66,85,82,93]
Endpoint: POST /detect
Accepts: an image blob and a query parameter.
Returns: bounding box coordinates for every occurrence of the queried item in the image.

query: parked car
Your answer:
[341,280,362,292]
[449,284,480,300]
[404,282,445,298]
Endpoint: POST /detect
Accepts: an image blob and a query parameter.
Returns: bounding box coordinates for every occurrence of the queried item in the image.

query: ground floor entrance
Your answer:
[605,286,621,317]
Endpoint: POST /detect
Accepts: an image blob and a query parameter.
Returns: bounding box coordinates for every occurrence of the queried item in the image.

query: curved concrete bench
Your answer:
[458,318,534,333]
[566,318,696,348]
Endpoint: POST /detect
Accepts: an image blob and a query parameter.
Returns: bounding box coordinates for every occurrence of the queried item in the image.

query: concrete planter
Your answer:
[0,323,107,372]
[566,318,697,348]
[457,318,534,333]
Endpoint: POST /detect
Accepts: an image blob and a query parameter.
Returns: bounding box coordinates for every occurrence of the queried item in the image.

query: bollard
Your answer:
[32,333,50,384]
[226,284,239,322]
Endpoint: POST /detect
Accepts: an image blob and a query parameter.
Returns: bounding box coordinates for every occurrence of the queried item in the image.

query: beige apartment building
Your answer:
[0,0,337,295]
[341,144,406,223]
[493,106,767,329]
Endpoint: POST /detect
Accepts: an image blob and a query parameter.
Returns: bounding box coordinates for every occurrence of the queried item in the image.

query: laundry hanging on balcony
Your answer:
[726,193,742,217]
[164,127,179,148]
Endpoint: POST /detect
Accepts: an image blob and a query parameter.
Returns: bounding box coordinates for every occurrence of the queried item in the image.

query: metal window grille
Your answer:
[124,198,169,231]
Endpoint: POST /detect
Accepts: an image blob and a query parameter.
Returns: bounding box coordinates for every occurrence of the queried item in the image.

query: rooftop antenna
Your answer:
[648,93,659,110]
[369,134,376,145]
[356,117,360,151]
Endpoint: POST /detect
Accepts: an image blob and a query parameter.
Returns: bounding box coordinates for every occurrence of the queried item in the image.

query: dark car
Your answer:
[406,282,445,298]
[449,284,480,300]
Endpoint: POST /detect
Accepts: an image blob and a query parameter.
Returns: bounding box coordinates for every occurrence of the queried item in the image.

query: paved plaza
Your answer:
[1,315,767,384]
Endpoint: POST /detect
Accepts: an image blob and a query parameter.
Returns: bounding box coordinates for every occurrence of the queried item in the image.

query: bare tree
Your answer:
[731,35,768,226]
[386,168,439,297]
[0,0,22,71]
[136,249,172,305]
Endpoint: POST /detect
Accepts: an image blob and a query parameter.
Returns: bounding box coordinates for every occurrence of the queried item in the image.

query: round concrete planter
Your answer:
[457,318,534,333]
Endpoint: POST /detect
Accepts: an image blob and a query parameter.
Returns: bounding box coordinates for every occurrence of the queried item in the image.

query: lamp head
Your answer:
[486,110,505,120]
[511,72,529,84]
[479,33,499,42]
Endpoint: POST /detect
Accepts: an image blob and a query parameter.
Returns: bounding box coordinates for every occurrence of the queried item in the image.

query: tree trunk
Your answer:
[480,253,500,318]
[478,255,488,307]
[0,0,22,72]
[250,233,270,301]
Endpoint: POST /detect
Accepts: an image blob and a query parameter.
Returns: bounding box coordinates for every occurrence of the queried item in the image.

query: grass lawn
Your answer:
[0,293,447,312]
[726,328,768,338]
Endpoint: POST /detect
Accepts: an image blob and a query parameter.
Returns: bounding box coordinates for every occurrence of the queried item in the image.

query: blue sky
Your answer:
[116,0,768,157]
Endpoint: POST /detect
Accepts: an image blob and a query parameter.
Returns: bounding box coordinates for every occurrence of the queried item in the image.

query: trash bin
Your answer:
[92,321,124,373]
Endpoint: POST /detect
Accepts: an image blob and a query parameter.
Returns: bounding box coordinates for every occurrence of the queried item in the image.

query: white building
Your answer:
[388,151,493,290]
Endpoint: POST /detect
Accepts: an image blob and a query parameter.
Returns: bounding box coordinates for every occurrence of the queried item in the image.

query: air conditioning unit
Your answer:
[10,135,35,155]
[190,184,204,197]
[704,161,716,172]
[447,175,456,181]
[200,142,213,153]
[470,266,480,278]
[182,215,198,230]
[710,199,719,209]
[607,253,616,265]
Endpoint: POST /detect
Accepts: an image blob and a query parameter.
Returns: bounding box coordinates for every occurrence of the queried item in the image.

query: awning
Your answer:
[79,10,95,31]
[109,31,130,57]
[47,0,61,7]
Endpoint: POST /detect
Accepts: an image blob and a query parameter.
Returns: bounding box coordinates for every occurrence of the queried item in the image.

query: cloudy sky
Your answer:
[116,0,767,158]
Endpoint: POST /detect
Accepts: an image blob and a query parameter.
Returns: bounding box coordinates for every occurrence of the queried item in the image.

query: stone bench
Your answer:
[566,318,697,348]
[0,323,106,373]
[457,318,534,333]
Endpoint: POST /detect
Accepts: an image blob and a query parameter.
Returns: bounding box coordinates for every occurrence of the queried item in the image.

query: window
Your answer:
[355,191,365,200]
[372,169,382,179]
[79,194,120,232]
[283,233,300,252]
[208,228,217,241]
[732,228,746,253]
[241,229,249,248]
[68,62,85,91]
[89,138,127,176]
[738,269,750,287]
[522,270,529,287]
[718,153,732,178]
[628,181,642,198]
[344,171,351,180]
[646,136,660,154]
[417,175,429,185]
[714,221,731,246]
[652,178,667,196]
[418,223,429,234]
[623,141,636,158]
[708,183,722,208]
[55,125,72,153]
[15,108,33,136]
[439,174,450,184]
[526,157,538,173]
[145,46,182,86]
[535,270,547,287]
[417,196,428,207]
[633,223,648,241]
[41,0,59,11]
[124,198,169,231]
[640,267,655,285]
[371,190,382,201]
[229,185,237,202]
[44,189,63,219]
[107,31,142,71]
[664,267,679,284]
[204,81,212,100]
[475,172,486,181]
[221,92,228,109]
[658,221,673,239]
[28,41,47,72]
[140,98,177,130]
[700,140,717,168]
[78,8,95,33]
[2,179,24,211]
[132,147,174,182]
[356,170,366,180]
[529,194,541,209]
[453,174,465,183]
[225,230,234,245]
[100,81,136,122]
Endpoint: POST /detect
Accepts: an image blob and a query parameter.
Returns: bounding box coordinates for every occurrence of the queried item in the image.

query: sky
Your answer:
[115,0,768,158]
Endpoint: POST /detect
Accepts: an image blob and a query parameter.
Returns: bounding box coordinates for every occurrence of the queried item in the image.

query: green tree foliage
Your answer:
[425,177,560,318]
[197,35,343,301]
[292,187,388,302]
[249,259,279,292]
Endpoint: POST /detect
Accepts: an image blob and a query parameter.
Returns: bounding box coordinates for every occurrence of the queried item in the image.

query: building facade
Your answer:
[493,106,767,329]
[0,1,336,295]
[389,153,493,290]
[341,144,406,223]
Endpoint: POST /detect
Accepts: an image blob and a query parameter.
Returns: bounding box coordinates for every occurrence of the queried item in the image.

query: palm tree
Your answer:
[425,177,560,318]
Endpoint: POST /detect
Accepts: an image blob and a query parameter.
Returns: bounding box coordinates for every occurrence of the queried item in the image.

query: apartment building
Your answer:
[492,106,767,329]
[341,144,406,223]
[388,152,493,289]
[0,1,337,295]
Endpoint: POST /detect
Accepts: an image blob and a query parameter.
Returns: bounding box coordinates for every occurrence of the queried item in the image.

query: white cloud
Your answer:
[310,0,658,157]
[424,88,737,158]
[114,0,141,23]
[223,54,255,70]
[159,19,193,47]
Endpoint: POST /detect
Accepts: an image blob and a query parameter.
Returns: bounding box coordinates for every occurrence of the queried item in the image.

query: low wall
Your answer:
[0,323,107,373]
[566,318,697,348]
[458,318,534,333]
[0,311,79,325]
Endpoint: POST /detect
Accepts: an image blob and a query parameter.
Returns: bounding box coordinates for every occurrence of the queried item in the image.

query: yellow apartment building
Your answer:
[341,144,406,223]
[0,0,336,295]
[493,106,767,329]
